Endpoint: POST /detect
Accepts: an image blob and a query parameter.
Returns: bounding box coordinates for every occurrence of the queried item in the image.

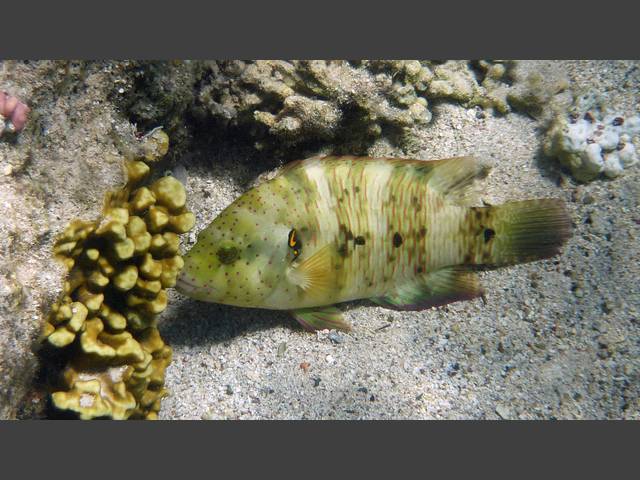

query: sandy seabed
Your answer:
[160,61,639,420]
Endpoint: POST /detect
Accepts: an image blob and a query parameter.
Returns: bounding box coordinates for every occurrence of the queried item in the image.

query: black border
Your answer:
[2,1,639,476]
[1,1,638,58]
[1,421,638,476]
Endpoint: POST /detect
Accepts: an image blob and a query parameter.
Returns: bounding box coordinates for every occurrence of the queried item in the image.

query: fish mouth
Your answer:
[175,273,220,301]
[175,275,199,295]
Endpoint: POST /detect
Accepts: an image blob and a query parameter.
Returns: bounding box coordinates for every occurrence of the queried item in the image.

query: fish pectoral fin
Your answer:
[287,244,334,296]
[372,266,484,311]
[290,306,352,332]
[424,156,491,206]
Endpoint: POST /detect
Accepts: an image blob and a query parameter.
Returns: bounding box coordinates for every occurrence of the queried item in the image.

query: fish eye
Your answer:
[288,228,301,258]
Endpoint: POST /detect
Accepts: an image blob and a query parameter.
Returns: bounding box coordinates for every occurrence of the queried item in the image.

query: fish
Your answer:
[175,155,572,331]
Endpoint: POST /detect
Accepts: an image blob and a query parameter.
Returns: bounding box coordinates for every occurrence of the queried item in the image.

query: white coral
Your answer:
[547,101,640,181]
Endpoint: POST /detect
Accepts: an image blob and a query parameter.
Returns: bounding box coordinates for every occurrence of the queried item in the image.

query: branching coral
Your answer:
[197,60,436,151]
[193,60,567,153]
[41,129,194,419]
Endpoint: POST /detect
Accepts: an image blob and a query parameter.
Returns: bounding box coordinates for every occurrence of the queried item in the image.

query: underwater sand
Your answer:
[159,62,639,420]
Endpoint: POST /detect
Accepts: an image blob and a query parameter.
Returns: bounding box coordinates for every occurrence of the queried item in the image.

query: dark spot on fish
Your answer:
[393,232,403,248]
[346,230,354,240]
[337,243,348,257]
[354,186,360,193]
[419,227,427,237]
[354,236,366,246]
[216,246,239,264]
[613,117,624,126]
[584,112,595,123]
[417,266,423,273]
[484,229,495,243]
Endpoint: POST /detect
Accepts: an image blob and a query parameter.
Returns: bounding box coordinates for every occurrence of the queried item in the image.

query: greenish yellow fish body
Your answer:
[176,156,571,331]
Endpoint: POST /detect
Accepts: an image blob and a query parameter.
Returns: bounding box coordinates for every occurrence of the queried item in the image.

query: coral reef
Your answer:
[504,61,570,120]
[0,90,29,136]
[544,93,640,181]
[195,60,434,152]
[192,60,568,154]
[427,60,513,113]
[113,60,569,157]
[116,61,206,156]
[40,129,195,419]
[0,60,144,419]
[428,60,569,120]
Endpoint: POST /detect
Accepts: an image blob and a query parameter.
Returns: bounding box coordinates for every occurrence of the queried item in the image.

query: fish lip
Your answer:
[175,274,221,298]
[175,275,199,294]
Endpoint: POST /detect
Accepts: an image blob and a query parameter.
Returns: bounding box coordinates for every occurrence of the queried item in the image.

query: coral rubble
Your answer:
[544,93,640,181]
[41,129,194,419]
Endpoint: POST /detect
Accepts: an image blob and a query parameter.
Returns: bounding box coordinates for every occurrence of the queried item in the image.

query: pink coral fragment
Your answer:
[0,91,30,133]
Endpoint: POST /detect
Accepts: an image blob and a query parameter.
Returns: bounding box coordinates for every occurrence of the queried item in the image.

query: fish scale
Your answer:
[176,155,571,331]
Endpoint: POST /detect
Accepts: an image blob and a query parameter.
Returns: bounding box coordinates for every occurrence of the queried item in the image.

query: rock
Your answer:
[495,403,513,420]
[328,331,344,344]
[544,92,640,181]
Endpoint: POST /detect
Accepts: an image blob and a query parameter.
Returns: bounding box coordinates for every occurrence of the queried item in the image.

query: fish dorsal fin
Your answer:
[287,244,334,297]
[426,156,491,205]
[279,155,489,206]
[372,266,484,311]
[291,305,352,332]
[389,156,490,206]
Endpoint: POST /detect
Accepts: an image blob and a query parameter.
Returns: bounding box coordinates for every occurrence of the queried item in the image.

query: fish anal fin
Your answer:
[291,306,352,332]
[373,267,483,311]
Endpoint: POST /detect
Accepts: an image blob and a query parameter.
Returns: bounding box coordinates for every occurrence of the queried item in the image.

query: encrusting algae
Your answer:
[41,129,195,420]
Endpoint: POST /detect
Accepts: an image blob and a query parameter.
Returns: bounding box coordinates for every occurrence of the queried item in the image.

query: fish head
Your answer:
[175,202,295,307]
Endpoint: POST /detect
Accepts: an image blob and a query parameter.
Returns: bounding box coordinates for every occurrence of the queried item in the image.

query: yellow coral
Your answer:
[42,129,193,420]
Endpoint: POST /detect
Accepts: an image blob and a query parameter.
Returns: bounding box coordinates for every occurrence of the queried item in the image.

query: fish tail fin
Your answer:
[478,199,572,267]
